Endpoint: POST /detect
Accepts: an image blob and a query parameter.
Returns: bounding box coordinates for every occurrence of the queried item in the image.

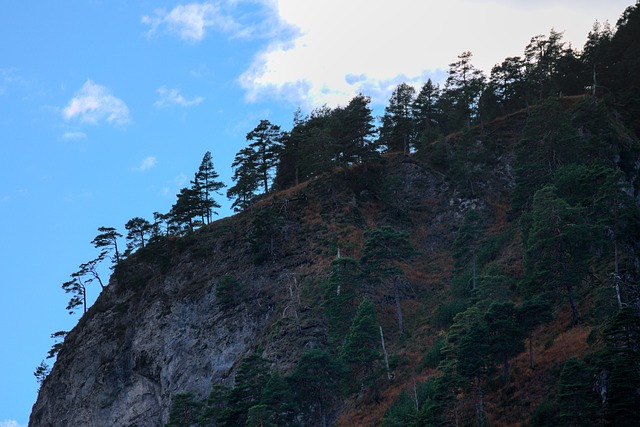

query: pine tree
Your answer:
[380,83,416,153]
[193,151,225,224]
[289,348,344,427]
[124,217,152,253]
[601,307,640,425]
[525,185,591,325]
[557,358,598,426]
[246,119,283,194]
[484,301,525,389]
[412,79,442,148]
[91,226,122,267]
[340,298,382,393]
[227,147,260,212]
[444,51,486,128]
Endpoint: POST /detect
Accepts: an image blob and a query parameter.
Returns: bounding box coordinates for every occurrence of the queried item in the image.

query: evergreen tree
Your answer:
[246,119,283,194]
[166,393,203,427]
[289,348,345,427]
[489,56,528,113]
[600,307,640,425]
[124,217,152,253]
[483,301,525,389]
[340,298,382,393]
[221,353,270,426]
[556,358,598,426]
[525,185,591,325]
[227,147,260,212]
[169,186,202,234]
[360,227,417,334]
[380,83,417,153]
[34,361,50,390]
[324,257,361,345]
[193,151,225,224]
[518,296,552,369]
[412,79,442,148]
[444,51,486,128]
[91,226,122,267]
[332,93,378,167]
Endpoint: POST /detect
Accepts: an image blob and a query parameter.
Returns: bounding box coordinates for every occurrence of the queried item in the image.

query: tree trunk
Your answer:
[503,353,510,391]
[529,330,535,369]
[567,286,580,325]
[380,326,391,380]
[474,375,485,427]
[394,278,404,335]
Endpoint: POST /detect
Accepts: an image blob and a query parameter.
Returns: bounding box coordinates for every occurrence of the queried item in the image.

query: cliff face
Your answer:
[30,151,475,426]
[32,99,638,426]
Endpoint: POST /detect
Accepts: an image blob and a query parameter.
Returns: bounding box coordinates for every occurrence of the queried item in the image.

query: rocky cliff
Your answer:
[31,149,484,426]
[30,98,640,426]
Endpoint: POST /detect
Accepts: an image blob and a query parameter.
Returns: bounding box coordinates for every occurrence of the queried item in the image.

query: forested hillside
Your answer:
[31,2,640,426]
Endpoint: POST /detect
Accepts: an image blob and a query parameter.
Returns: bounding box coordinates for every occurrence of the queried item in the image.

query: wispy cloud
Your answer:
[0,68,26,95]
[0,418,27,427]
[62,80,130,126]
[142,2,248,41]
[61,131,88,141]
[154,86,203,108]
[134,156,157,172]
[162,173,188,196]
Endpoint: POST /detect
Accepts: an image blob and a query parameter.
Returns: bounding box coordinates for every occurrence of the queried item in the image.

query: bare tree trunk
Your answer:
[567,286,581,325]
[503,353,511,391]
[614,220,623,309]
[380,326,391,380]
[394,277,404,335]
[529,330,535,369]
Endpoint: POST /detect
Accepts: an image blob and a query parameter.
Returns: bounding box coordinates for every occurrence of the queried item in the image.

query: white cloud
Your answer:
[134,156,157,172]
[239,0,632,107]
[0,418,26,427]
[142,2,248,41]
[154,86,203,108]
[61,131,88,141]
[62,80,130,126]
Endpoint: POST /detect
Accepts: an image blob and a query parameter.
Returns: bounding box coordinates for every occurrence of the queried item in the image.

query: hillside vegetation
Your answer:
[31,2,640,427]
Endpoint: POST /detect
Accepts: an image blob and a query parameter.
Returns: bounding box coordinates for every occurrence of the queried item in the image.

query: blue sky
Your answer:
[0,0,634,425]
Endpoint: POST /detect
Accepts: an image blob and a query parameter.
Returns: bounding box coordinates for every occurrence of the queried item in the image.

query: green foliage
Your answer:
[525,184,591,324]
[422,334,446,369]
[340,298,382,392]
[91,226,122,267]
[323,257,361,345]
[216,275,244,309]
[124,216,152,253]
[379,83,416,153]
[361,226,417,280]
[34,360,50,390]
[246,207,282,264]
[219,353,270,426]
[513,98,579,211]
[289,348,345,425]
[166,393,204,427]
[599,307,640,425]
[556,358,598,426]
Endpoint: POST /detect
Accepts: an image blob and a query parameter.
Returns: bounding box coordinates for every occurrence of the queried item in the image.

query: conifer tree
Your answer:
[246,119,283,194]
[91,226,122,267]
[444,51,486,128]
[380,83,416,153]
[289,349,344,427]
[124,217,152,253]
[412,79,442,148]
[227,147,260,211]
[193,151,225,224]
[340,298,382,393]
